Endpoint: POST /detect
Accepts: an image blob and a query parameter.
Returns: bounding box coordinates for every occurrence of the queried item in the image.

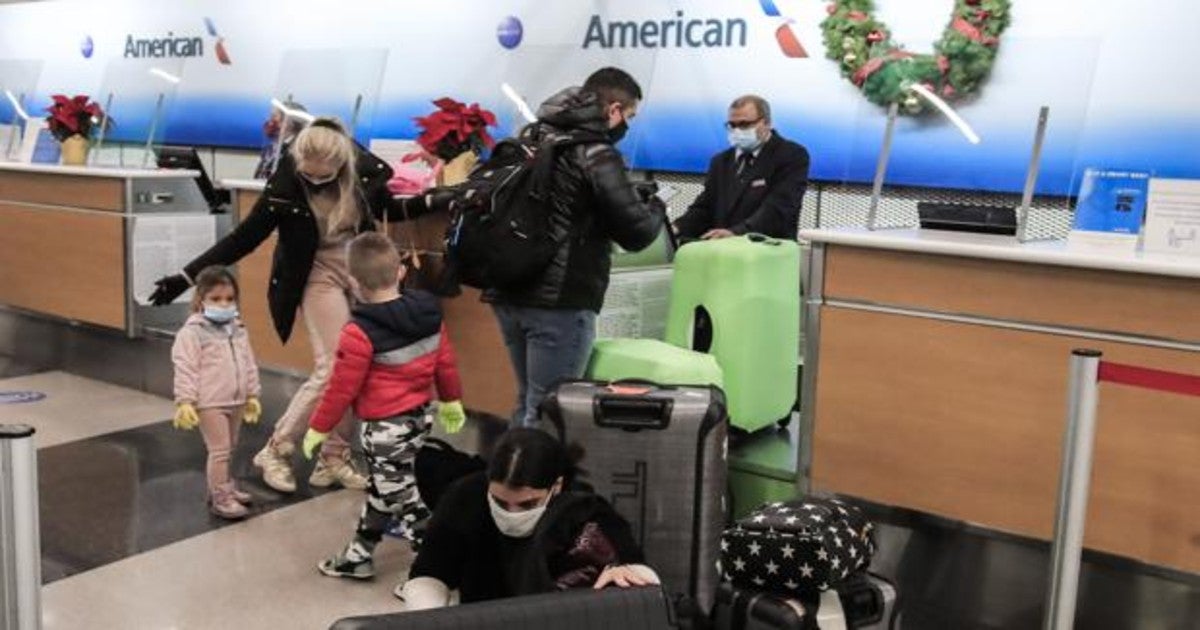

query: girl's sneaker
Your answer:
[230,483,253,504]
[209,484,249,520]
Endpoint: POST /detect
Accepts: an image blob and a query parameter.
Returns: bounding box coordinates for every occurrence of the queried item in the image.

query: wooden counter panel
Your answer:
[0,204,125,328]
[441,288,517,419]
[812,306,1200,573]
[385,214,517,419]
[235,190,313,373]
[0,171,124,212]
[824,246,1200,343]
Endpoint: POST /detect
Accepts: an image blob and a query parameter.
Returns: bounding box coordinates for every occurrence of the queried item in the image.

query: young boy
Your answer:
[304,232,465,580]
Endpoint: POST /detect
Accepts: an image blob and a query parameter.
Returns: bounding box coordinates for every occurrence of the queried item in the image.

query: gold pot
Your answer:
[60,135,90,166]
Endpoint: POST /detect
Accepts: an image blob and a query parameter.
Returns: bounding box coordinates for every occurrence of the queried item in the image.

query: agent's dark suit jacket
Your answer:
[674,131,810,240]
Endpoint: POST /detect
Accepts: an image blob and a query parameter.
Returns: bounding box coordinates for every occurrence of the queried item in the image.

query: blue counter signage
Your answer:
[1072,169,1151,235]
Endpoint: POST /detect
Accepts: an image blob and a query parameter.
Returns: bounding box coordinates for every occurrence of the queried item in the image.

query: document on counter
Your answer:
[131,215,218,305]
[1144,179,1200,257]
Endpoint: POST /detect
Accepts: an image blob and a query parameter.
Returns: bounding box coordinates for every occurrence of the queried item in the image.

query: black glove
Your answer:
[148,274,190,306]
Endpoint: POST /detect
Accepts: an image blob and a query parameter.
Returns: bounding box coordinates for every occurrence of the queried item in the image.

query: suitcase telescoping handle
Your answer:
[593,395,673,431]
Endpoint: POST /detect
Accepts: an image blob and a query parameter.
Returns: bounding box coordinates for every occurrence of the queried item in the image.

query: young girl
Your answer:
[171,266,263,519]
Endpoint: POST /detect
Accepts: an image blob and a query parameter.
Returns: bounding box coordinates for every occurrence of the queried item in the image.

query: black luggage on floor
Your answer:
[328,585,678,629]
[711,574,899,630]
[540,380,729,612]
[721,498,875,598]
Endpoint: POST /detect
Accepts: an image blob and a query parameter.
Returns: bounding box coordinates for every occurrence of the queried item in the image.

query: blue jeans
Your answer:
[492,305,597,427]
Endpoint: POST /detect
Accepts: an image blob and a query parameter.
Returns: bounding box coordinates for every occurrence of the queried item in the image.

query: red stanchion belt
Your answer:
[1098,361,1200,398]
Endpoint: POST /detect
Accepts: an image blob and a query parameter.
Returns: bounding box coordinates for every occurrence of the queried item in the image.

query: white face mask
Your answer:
[488,491,552,539]
[728,127,762,152]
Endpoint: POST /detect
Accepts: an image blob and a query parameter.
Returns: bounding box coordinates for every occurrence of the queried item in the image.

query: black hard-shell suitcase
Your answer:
[712,574,900,630]
[329,585,677,629]
[540,380,729,612]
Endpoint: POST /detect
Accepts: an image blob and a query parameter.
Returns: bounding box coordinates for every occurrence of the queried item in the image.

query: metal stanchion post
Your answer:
[1043,350,1101,630]
[0,425,40,630]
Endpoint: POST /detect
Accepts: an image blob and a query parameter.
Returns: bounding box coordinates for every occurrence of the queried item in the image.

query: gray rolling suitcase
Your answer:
[540,380,729,612]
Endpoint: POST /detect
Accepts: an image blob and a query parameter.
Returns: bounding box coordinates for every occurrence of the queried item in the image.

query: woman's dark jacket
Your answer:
[409,471,644,604]
[184,144,403,342]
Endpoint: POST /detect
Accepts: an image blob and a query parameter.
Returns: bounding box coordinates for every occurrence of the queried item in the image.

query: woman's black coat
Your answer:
[184,145,404,342]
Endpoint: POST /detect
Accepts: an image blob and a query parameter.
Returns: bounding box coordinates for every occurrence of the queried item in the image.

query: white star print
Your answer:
[817,549,829,561]
[849,546,858,559]
[785,516,799,525]
[800,563,815,578]
[733,557,746,572]
[781,544,796,559]
[753,514,767,523]
[721,539,729,552]
[812,515,823,523]
[752,576,766,586]
[785,579,800,591]
[766,560,779,575]
[834,536,843,548]
[748,541,762,556]
[831,557,841,570]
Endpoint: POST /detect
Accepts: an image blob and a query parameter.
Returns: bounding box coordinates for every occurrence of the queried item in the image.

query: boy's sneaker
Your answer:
[309,454,369,490]
[317,553,375,580]
[252,441,296,493]
[230,483,253,504]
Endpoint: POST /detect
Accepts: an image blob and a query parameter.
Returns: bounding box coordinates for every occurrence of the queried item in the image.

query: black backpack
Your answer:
[443,132,604,291]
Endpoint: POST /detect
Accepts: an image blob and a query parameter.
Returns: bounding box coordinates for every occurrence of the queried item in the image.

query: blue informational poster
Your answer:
[1072,169,1151,235]
[30,129,60,164]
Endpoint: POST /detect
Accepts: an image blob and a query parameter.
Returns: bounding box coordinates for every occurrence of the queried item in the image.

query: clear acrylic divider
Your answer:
[0,59,44,161]
[271,48,389,143]
[829,36,1102,237]
[89,57,186,168]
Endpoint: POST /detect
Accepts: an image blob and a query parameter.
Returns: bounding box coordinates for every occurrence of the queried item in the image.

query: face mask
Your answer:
[728,127,762,152]
[608,119,629,143]
[203,304,238,324]
[300,171,340,194]
[488,491,552,539]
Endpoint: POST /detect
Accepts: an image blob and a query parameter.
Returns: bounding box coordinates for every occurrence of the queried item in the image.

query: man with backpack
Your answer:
[451,67,665,427]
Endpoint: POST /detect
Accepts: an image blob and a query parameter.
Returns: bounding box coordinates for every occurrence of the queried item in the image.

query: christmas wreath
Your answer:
[822,0,1012,114]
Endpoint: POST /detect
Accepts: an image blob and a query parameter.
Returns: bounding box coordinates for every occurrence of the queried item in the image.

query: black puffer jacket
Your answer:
[184,144,403,343]
[484,88,663,312]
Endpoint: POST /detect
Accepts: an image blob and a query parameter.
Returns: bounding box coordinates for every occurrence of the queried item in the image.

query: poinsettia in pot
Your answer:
[45,94,106,166]
[412,97,498,186]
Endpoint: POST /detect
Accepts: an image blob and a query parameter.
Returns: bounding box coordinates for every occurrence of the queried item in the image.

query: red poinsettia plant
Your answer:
[414,97,497,161]
[45,94,105,142]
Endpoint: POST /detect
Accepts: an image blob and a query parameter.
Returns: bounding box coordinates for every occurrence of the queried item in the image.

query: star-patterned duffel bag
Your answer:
[720,497,876,597]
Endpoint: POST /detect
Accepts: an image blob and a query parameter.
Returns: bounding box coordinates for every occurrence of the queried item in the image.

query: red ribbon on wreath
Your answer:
[852,50,915,86]
[952,17,998,46]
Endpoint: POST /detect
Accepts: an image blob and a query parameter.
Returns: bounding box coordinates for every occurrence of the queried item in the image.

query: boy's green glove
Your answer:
[173,403,200,431]
[437,401,466,434]
[302,428,328,460]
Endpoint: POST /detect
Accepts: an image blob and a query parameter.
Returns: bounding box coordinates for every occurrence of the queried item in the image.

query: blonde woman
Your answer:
[151,118,409,494]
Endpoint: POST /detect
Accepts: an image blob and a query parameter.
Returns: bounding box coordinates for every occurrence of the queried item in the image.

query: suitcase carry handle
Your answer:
[593,395,673,431]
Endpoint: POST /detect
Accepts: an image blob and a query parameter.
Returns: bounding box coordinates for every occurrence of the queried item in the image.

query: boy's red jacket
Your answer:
[309,290,462,433]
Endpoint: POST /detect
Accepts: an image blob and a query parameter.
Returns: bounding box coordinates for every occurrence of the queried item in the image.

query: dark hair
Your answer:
[488,428,584,490]
[582,67,643,109]
[190,266,238,311]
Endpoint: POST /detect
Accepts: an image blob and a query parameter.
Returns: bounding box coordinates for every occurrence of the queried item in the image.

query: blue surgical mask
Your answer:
[728,127,762,152]
[203,304,238,324]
